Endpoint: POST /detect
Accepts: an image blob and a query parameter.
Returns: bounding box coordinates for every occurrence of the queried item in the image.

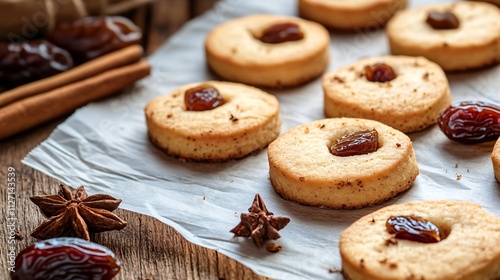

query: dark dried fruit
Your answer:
[386,215,441,243]
[0,40,73,87]
[437,101,500,144]
[48,16,141,64]
[331,128,379,157]
[364,63,397,83]
[184,84,225,111]
[426,11,459,30]
[258,22,304,44]
[10,237,120,280]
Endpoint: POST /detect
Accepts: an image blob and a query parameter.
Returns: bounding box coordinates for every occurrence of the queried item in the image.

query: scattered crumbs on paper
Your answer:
[202,195,206,201]
[234,212,238,218]
[456,173,462,180]
[328,267,342,273]
[454,162,459,168]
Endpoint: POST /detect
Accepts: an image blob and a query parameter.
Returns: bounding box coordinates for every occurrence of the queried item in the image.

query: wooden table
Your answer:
[0,1,268,279]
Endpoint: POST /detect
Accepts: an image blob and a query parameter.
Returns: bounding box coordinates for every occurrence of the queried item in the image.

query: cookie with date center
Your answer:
[267,118,419,209]
[145,81,281,162]
[323,55,451,133]
[340,200,500,280]
[492,138,500,183]
[299,0,407,30]
[205,14,329,88]
[387,2,500,71]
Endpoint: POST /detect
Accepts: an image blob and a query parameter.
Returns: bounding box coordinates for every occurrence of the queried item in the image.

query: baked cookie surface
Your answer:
[145,81,281,162]
[387,1,500,71]
[267,118,418,209]
[492,138,500,183]
[205,14,329,88]
[340,200,500,280]
[299,0,407,30]
[323,55,451,133]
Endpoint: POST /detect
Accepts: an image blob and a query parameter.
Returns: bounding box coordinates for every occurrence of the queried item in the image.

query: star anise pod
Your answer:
[30,184,127,241]
[230,194,290,247]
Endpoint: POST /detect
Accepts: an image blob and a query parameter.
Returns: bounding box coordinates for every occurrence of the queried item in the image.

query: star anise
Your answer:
[30,184,127,241]
[230,194,290,247]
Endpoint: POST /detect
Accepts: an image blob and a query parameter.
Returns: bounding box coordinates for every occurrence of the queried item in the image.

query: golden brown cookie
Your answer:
[492,137,500,182]
[387,2,500,71]
[323,55,451,133]
[267,118,419,209]
[299,0,407,30]
[340,200,500,280]
[145,81,281,162]
[205,14,329,88]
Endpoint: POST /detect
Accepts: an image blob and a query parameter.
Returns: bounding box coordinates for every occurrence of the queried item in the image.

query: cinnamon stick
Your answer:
[0,44,144,108]
[0,60,150,140]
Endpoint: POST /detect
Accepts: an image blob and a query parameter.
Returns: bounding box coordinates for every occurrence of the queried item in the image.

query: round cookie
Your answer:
[267,118,419,209]
[340,200,500,280]
[323,55,451,133]
[145,81,281,162]
[492,137,500,183]
[299,0,407,30]
[205,14,329,88]
[387,2,500,71]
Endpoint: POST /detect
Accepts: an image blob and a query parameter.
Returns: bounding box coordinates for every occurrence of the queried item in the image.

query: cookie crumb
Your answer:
[14,230,24,241]
[266,243,282,253]
[456,173,462,180]
[454,162,459,168]
[202,196,206,200]
[328,267,341,273]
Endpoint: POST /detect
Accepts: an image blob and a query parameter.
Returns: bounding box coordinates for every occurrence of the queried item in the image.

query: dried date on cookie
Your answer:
[184,84,225,111]
[331,128,379,157]
[364,63,397,83]
[386,215,441,243]
[426,11,459,30]
[258,22,304,44]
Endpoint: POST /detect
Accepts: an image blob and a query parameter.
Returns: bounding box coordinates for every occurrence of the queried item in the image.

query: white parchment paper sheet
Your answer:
[23,0,500,279]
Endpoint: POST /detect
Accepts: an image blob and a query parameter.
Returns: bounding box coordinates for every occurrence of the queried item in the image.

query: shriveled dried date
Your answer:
[426,11,459,30]
[331,128,379,156]
[48,16,141,64]
[258,22,304,44]
[437,101,500,144]
[0,40,73,87]
[386,215,441,243]
[364,63,396,83]
[184,84,225,111]
[10,237,120,280]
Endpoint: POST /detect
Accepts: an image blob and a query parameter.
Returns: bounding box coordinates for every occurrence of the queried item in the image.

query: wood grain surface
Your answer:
[1,1,268,279]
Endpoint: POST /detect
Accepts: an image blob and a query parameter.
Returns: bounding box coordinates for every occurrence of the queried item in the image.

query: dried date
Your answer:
[426,11,459,30]
[10,237,120,280]
[184,84,225,111]
[0,40,73,87]
[258,22,304,44]
[364,63,397,83]
[437,101,500,144]
[386,215,441,243]
[48,16,141,64]
[331,128,379,156]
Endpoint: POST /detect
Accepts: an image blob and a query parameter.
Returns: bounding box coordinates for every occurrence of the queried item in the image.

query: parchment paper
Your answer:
[23,0,500,279]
